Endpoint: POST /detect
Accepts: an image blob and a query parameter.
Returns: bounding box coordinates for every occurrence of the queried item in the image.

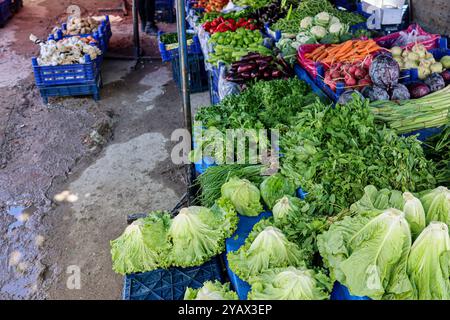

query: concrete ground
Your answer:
[0,0,209,299]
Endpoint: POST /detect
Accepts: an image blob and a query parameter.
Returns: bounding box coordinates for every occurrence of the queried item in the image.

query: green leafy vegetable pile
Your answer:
[318,186,450,300]
[280,97,437,216]
[110,200,238,275]
[195,78,319,131]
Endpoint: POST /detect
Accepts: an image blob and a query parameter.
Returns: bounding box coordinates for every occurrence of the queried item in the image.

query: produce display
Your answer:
[203,17,258,34]
[37,37,102,66]
[208,28,272,65]
[109,0,450,301]
[225,53,293,85]
[184,281,238,300]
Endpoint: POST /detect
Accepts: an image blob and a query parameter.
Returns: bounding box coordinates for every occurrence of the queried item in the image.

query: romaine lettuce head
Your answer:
[350,185,404,216]
[169,206,236,267]
[260,173,296,210]
[248,267,331,300]
[402,192,426,239]
[318,208,413,300]
[110,212,171,275]
[407,222,450,300]
[221,177,263,217]
[272,195,302,222]
[227,223,306,281]
[184,281,238,300]
[419,186,450,225]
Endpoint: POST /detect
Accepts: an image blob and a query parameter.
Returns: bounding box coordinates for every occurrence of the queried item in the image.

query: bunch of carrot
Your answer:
[305,39,383,65]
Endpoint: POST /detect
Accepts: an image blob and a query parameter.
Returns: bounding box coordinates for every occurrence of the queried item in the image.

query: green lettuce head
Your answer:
[184,281,238,300]
[318,208,413,300]
[272,195,302,222]
[169,205,237,267]
[248,267,331,300]
[402,192,426,239]
[407,222,450,300]
[221,177,263,217]
[419,186,450,225]
[260,173,296,210]
[110,212,171,275]
[227,223,306,281]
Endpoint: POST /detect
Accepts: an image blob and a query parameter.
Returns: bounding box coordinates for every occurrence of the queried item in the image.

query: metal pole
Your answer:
[132,0,141,59]
[175,0,195,202]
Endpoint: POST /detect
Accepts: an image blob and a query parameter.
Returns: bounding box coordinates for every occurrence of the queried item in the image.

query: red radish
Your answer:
[358,78,372,88]
[354,68,367,79]
[331,71,341,79]
[345,74,357,86]
[349,65,357,75]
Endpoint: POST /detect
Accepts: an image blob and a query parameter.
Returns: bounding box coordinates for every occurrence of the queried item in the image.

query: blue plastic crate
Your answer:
[330,282,371,300]
[402,127,444,142]
[32,53,102,87]
[37,73,102,104]
[400,37,449,83]
[225,212,273,300]
[171,52,209,94]
[123,256,224,300]
[158,30,202,62]
[294,64,331,101]
[0,0,12,27]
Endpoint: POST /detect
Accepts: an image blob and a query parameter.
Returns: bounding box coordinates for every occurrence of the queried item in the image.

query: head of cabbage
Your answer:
[184,281,238,300]
[407,222,450,300]
[221,177,263,217]
[248,267,331,300]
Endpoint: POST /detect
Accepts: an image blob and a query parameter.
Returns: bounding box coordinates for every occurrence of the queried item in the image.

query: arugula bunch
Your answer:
[280,98,437,216]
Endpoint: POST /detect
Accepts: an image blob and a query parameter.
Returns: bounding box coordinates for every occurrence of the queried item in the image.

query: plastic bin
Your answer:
[224,212,273,300]
[123,256,224,300]
[330,282,371,300]
[32,54,102,87]
[0,0,12,27]
[171,53,209,93]
[334,0,358,11]
[158,31,202,62]
[37,73,102,104]
[294,64,330,101]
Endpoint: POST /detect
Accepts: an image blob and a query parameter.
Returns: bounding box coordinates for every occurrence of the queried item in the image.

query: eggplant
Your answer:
[272,70,282,78]
[258,62,270,72]
[241,72,252,79]
[238,64,256,73]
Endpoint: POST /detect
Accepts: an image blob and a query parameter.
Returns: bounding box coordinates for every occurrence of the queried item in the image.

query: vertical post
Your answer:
[132,0,141,59]
[175,0,194,201]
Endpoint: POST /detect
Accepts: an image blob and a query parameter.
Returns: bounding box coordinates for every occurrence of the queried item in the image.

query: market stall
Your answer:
[29,0,449,301]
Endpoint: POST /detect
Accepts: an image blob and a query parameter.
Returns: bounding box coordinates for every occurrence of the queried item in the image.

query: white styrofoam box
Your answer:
[362,0,406,9]
[381,8,404,24]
